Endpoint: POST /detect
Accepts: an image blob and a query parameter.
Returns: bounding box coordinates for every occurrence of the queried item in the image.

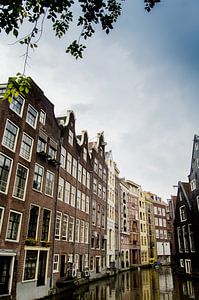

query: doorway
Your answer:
[0,256,12,295]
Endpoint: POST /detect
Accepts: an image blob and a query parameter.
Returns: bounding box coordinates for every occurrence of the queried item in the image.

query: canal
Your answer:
[48,267,199,300]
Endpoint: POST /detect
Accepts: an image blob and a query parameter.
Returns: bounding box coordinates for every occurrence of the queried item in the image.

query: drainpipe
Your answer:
[88,169,93,274]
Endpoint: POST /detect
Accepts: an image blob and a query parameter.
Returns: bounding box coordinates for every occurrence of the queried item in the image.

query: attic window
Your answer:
[83,148,87,162]
[190,179,196,191]
[179,206,187,222]
[68,129,73,146]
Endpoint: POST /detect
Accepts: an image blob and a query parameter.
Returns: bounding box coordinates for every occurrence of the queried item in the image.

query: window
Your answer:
[180,259,184,268]
[155,229,159,238]
[83,148,87,162]
[48,139,57,160]
[163,230,167,239]
[2,119,19,151]
[55,212,62,240]
[66,152,72,174]
[60,146,66,168]
[159,230,163,239]
[53,254,59,272]
[102,207,105,228]
[24,250,38,280]
[99,164,102,178]
[0,207,5,234]
[78,164,82,182]
[154,207,157,215]
[80,221,84,243]
[0,153,12,194]
[163,219,166,227]
[41,209,51,241]
[103,168,106,182]
[33,164,44,192]
[86,172,90,189]
[39,110,46,125]
[82,168,86,186]
[68,216,74,241]
[62,214,68,241]
[45,171,55,196]
[177,227,183,252]
[6,210,22,241]
[188,224,195,252]
[27,205,40,239]
[64,181,70,204]
[197,158,199,169]
[72,158,77,178]
[98,184,102,198]
[68,129,74,146]
[159,218,163,227]
[180,206,187,222]
[13,164,28,200]
[162,208,166,216]
[85,196,89,214]
[158,207,161,215]
[97,205,101,227]
[10,95,24,116]
[37,133,47,153]
[70,186,76,207]
[77,190,81,209]
[155,217,158,226]
[85,222,89,243]
[81,193,85,212]
[94,158,98,173]
[190,179,196,191]
[58,177,64,200]
[20,133,33,161]
[93,178,97,194]
[75,219,80,242]
[90,257,94,270]
[92,200,96,224]
[26,104,38,128]
[182,226,189,252]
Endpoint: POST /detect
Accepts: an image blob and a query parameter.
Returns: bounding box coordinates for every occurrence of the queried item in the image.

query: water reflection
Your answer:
[50,267,199,300]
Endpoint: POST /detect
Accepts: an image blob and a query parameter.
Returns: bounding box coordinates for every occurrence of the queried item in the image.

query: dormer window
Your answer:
[68,129,73,146]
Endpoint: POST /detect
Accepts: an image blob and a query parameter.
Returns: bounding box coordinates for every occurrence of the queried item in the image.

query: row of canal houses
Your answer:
[169,134,199,277]
[0,80,171,300]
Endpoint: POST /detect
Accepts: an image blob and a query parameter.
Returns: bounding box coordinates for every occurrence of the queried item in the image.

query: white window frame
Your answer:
[39,110,46,125]
[68,129,74,146]
[81,193,85,212]
[55,212,62,240]
[75,219,80,242]
[180,259,184,268]
[13,163,29,201]
[45,170,55,197]
[53,254,60,273]
[185,259,192,274]
[85,196,89,214]
[180,205,187,222]
[68,216,74,242]
[0,152,13,194]
[66,152,72,174]
[26,104,38,129]
[6,210,22,242]
[33,164,44,192]
[2,119,19,152]
[57,177,64,201]
[70,186,76,207]
[20,132,34,161]
[27,204,40,240]
[72,158,77,178]
[86,172,90,189]
[60,146,66,168]
[10,94,25,117]
[82,168,86,186]
[64,181,70,204]
[190,179,196,191]
[83,147,87,162]
[62,214,68,241]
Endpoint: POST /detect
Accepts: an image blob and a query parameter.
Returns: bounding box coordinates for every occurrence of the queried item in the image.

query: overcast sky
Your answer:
[1,0,199,200]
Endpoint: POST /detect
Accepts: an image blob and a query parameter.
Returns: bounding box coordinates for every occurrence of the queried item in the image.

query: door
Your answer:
[79,255,83,272]
[96,257,100,273]
[60,255,66,277]
[37,251,47,286]
[0,256,11,295]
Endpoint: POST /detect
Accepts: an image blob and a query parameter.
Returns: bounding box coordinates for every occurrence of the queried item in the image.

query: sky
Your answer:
[1,0,199,200]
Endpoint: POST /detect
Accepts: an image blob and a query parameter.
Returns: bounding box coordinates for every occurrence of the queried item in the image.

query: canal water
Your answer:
[49,267,199,300]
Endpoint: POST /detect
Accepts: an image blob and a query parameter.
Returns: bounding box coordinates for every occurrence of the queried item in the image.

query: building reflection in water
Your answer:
[49,267,199,300]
